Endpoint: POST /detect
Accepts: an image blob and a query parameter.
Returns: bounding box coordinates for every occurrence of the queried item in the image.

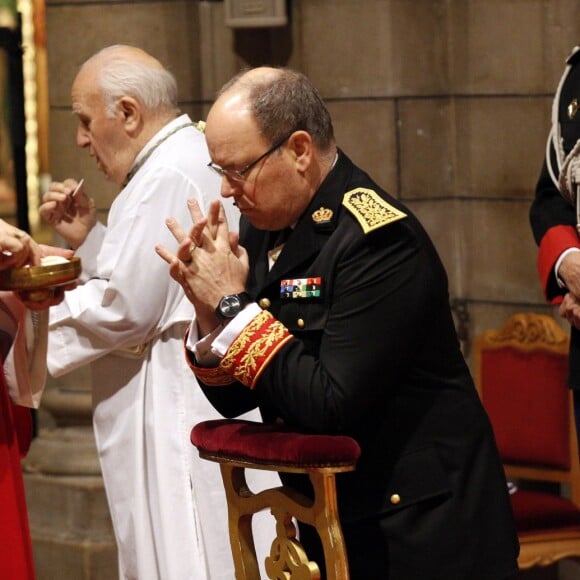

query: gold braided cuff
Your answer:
[184,330,236,386]
[220,310,293,389]
[191,364,237,386]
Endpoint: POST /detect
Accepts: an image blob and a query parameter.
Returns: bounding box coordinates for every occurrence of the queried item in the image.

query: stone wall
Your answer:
[30,0,580,578]
[43,0,580,357]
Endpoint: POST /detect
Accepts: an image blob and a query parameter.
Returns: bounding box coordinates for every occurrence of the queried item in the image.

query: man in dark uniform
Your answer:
[157,67,519,579]
[529,45,580,442]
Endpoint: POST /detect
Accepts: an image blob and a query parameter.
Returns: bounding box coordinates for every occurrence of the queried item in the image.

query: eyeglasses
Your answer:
[207,129,295,182]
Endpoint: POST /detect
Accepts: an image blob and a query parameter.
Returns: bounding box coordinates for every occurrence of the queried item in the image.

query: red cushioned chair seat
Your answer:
[190,419,361,467]
[511,489,580,533]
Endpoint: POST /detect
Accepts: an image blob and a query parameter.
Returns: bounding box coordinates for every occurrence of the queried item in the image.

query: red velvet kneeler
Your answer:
[191,419,361,467]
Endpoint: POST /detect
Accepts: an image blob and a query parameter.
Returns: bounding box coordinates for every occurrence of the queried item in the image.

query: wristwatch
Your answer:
[215,292,252,322]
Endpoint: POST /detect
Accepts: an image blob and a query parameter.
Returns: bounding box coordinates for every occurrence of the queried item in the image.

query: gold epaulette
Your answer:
[342,187,407,234]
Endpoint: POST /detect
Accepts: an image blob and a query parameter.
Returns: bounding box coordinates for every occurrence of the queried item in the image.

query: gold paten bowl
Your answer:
[0,256,81,292]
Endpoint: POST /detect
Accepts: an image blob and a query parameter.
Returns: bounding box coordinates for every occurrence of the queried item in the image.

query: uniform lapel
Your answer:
[264,150,351,287]
[245,149,353,295]
[241,219,271,295]
[265,221,323,285]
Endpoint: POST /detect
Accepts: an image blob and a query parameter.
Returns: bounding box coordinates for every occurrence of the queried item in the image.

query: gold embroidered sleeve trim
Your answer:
[220,310,293,389]
[184,329,235,386]
[342,187,407,233]
[190,364,237,386]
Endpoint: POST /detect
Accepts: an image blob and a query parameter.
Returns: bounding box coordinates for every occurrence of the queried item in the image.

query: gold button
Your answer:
[259,298,271,309]
[390,494,401,505]
[297,318,305,328]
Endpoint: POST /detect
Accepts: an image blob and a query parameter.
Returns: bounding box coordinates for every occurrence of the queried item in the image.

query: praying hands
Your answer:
[156,198,249,336]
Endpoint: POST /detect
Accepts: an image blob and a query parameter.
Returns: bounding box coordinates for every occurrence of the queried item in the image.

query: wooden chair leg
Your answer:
[220,464,261,580]
[310,471,350,580]
[220,463,350,579]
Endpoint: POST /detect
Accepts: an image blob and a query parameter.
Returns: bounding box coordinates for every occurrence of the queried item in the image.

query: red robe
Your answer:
[0,359,35,579]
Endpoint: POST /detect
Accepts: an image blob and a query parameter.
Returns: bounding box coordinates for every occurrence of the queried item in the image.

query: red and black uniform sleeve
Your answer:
[529,160,579,304]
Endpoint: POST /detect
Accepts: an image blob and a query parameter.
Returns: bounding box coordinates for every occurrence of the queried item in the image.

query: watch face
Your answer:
[220,295,242,317]
[216,292,250,321]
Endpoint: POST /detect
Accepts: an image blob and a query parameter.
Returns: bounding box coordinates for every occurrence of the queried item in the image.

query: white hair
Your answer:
[82,45,179,118]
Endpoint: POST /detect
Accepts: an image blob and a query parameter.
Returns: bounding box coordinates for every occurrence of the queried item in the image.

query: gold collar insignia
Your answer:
[342,188,407,234]
[312,206,333,224]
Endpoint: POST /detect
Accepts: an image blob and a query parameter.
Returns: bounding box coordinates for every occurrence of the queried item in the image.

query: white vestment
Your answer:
[47,115,277,580]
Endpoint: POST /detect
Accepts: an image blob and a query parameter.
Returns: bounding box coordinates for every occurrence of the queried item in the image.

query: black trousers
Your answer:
[297,521,517,580]
[298,520,387,580]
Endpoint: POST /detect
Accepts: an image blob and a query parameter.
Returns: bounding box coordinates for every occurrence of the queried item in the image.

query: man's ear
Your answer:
[289,130,313,172]
[117,96,141,134]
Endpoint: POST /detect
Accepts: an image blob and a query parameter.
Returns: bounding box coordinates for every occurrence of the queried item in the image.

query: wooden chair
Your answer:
[190,419,360,580]
[473,312,580,570]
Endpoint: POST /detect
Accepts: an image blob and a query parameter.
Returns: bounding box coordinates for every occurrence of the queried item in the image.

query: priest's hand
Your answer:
[39,179,97,250]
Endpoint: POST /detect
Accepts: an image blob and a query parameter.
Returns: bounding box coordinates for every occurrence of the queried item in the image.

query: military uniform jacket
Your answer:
[192,151,519,579]
[530,46,580,389]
